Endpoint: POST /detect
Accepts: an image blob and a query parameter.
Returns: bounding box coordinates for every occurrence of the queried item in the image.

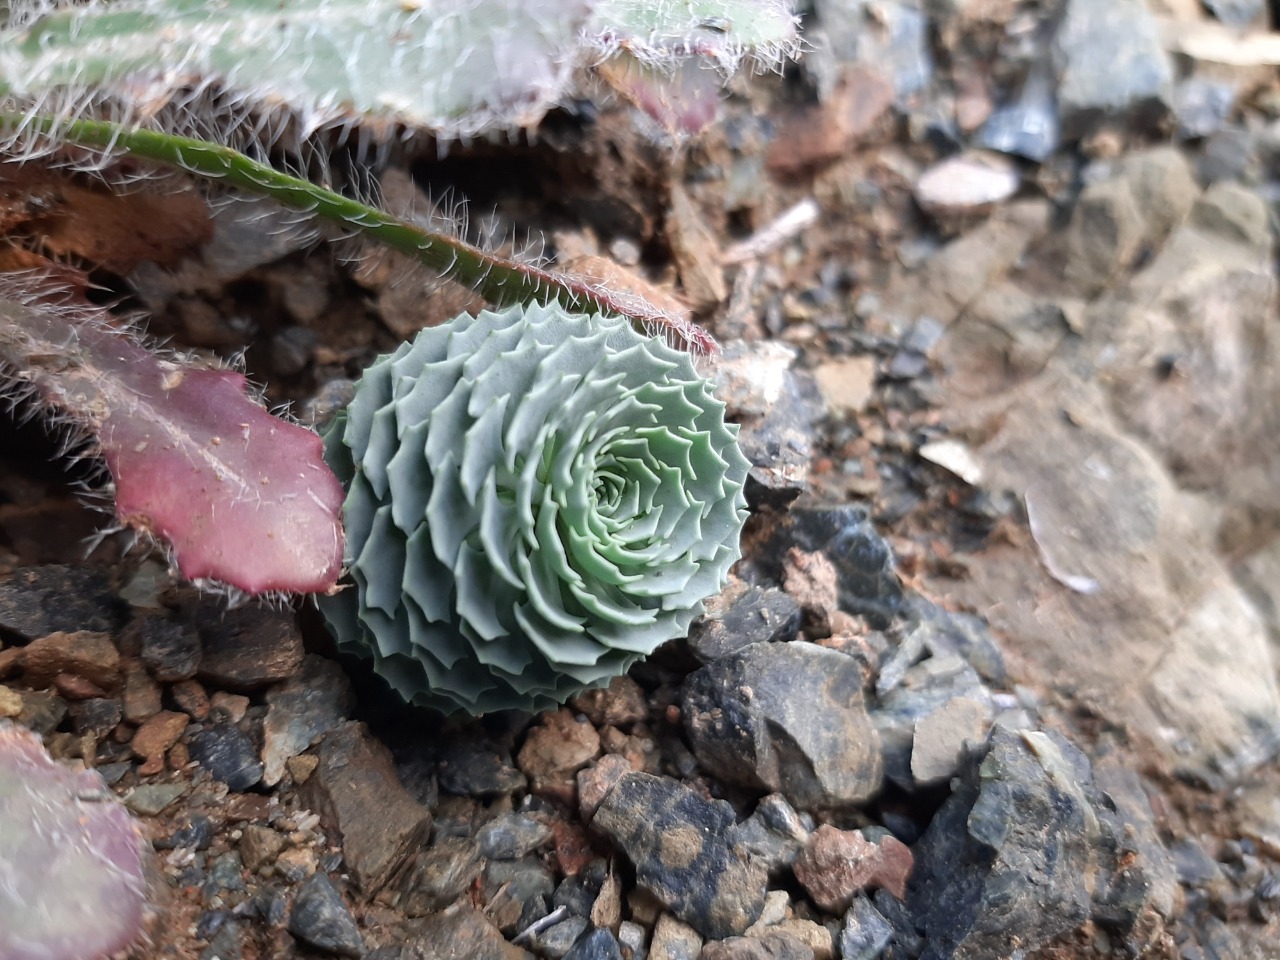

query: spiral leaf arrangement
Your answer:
[321,303,750,714]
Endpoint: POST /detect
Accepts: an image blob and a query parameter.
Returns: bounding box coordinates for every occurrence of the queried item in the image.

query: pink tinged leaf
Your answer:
[103,366,346,594]
[0,723,148,960]
[0,281,345,595]
[596,52,723,136]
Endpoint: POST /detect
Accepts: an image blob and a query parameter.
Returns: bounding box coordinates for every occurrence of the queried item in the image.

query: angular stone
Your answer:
[569,676,648,728]
[0,565,124,640]
[900,725,1174,958]
[727,794,812,875]
[434,736,527,797]
[196,603,303,691]
[910,697,988,785]
[121,662,162,724]
[699,932,814,960]
[476,813,552,861]
[683,642,883,812]
[650,913,703,960]
[686,583,800,664]
[517,709,600,797]
[839,898,893,960]
[593,772,767,939]
[793,826,913,913]
[262,654,354,786]
[132,615,202,682]
[301,722,433,894]
[239,824,286,874]
[1052,0,1173,137]
[22,631,120,690]
[779,506,902,629]
[68,697,122,737]
[288,872,365,958]
[395,837,485,916]
[708,342,821,507]
[563,925,624,960]
[131,710,188,774]
[402,902,533,960]
[189,723,263,791]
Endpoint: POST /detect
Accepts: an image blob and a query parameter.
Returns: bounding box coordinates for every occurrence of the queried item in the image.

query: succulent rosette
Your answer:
[321,303,750,714]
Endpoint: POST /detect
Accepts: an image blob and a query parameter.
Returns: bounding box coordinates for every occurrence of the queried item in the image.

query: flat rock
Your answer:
[683,641,883,811]
[476,813,552,861]
[196,602,303,691]
[593,772,767,939]
[914,153,1019,218]
[262,654,354,786]
[910,697,989,785]
[301,722,433,894]
[0,565,124,639]
[686,582,801,664]
[564,926,624,960]
[288,872,365,958]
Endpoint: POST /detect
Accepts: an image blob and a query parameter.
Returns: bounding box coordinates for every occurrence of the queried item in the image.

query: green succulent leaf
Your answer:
[321,303,750,715]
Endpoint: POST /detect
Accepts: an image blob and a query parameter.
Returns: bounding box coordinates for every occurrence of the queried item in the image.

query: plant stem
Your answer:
[6,114,715,353]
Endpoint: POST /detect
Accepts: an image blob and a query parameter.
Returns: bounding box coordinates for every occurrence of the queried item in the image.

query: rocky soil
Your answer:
[4,0,1280,958]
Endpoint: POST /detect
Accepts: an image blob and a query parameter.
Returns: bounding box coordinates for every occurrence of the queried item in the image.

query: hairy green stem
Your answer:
[5,114,714,352]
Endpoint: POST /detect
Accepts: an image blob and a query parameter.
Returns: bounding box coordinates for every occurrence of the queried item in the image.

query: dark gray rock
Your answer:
[901,598,1006,686]
[563,927,624,960]
[899,725,1175,959]
[698,931,815,960]
[199,920,244,960]
[686,585,801,664]
[592,772,767,939]
[435,737,528,797]
[781,505,902,629]
[483,858,557,934]
[979,67,1060,162]
[16,689,66,736]
[196,602,303,691]
[395,837,485,916]
[300,722,434,895]
[202,852,246,903]
[68,697,123,737]
[1175,78,1237,140]
[1051,0,1173,138]
[813,0,931,100]
[711,342,821,507]
[840,897,893,960]
[0,565,125,639]
[189,723,264,791]
[871,654,992,791]
[133,615,201,682]
[155,814,215,851]
[683,641,883,811]
[534,917,590,959]
[553,861,608,917]
[288,872,365,958]
[476,813,552,860]
[727,794,812,875]
[261,654,355,786]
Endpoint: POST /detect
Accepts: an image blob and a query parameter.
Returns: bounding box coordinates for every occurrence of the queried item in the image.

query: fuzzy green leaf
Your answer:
[1,0,798,137]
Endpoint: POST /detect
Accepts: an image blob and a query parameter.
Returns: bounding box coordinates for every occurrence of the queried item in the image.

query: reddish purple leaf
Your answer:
[0,279,345,594]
